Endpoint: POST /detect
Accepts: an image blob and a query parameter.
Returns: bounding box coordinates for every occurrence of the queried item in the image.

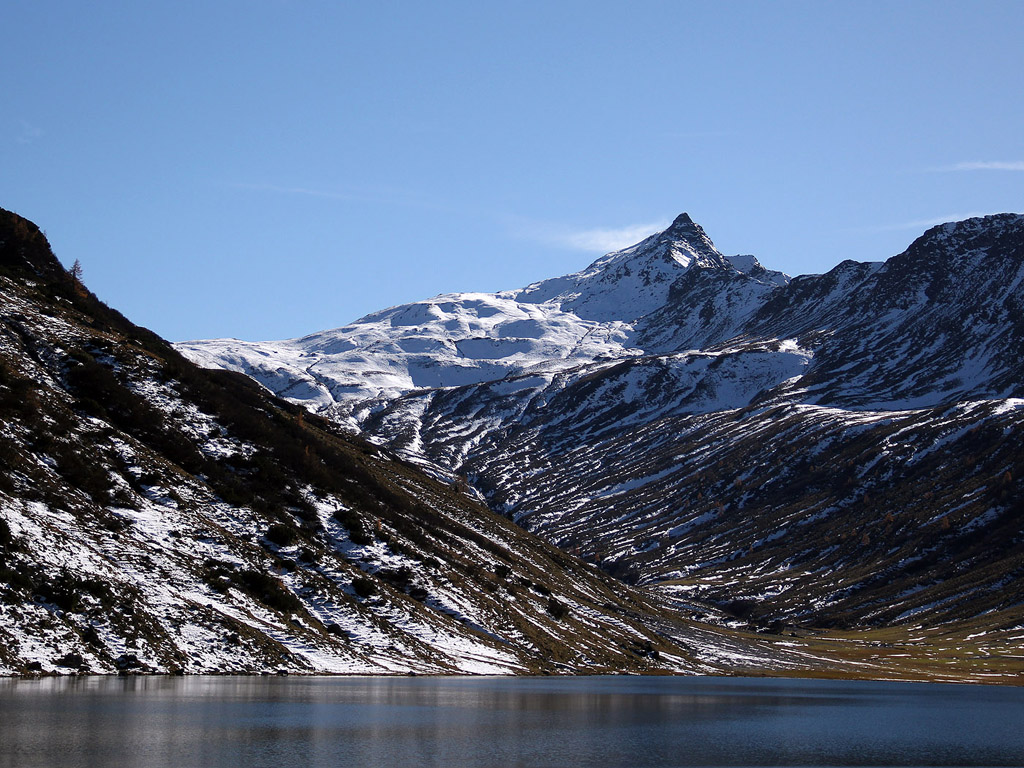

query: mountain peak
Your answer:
[644,212,722,265]
[919,212,1024,245]
[0,207,69,283]
[509,212,732,322]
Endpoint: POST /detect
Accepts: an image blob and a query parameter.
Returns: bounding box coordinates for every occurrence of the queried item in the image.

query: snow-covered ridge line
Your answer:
[177,212,791,417]
[180,211,1024,428]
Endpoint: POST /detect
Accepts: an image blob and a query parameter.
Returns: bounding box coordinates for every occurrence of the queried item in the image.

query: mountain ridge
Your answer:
[3,206,1022,682]
[5,206,795,677]
[181,211,1024,645]
[177,211,797,423]
[179,211,1024,421]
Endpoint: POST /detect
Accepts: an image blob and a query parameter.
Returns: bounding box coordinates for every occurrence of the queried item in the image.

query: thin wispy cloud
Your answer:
[930,161,1024,172]
[513,218,669,253]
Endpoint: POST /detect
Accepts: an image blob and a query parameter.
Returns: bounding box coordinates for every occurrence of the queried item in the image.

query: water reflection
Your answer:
[1,675,1022,767]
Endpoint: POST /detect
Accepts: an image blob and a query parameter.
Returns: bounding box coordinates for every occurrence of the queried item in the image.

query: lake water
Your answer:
[0,675,1022,767]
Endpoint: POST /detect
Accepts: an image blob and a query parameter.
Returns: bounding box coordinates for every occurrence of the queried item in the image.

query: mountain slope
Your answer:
[4,206,836,677]
[749,214,1024,408]
[181,212,1024,647]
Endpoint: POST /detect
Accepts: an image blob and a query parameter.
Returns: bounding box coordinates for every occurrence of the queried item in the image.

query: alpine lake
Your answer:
[1,675,1022,767]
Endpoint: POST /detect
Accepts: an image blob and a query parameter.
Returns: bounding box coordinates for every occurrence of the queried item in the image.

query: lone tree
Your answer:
[68,259,86,295]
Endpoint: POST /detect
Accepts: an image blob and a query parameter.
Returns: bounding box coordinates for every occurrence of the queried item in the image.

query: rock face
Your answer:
[5,206,825,677]
[182,212,1024,635]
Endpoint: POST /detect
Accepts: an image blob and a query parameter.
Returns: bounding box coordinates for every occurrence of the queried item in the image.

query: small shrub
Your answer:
[265,523,297,548]
[235,569,301,613]
[0,518,12,550]
[56,652,85,669]
[332,508,372,545]
[35,571,111,613]
[378,566,412,586]
[55,446,113,500]
[352,576,377,598]
[100,513,130,533]
[0,564,34,594]
[384,537,411,558]
[0,376,39,418]
[725,599,757,620]
[408,585,428,602]
[201,559,234,593]
[115,653,143,671]
[546,598,569,621]
[287,495,319,525]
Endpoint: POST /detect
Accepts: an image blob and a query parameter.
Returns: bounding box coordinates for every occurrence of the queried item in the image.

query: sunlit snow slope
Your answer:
[179,214,789,426]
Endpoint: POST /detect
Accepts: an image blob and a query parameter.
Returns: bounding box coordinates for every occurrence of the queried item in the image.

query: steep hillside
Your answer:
[3,206,831,677]
[182,212,1024,649]
[748,214,1024,407]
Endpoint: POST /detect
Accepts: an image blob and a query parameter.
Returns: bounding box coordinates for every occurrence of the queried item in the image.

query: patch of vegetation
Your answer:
[64,350,204,474]
[33,570,113,613]
[332,508,372,545]
[53,441,113,501]
[408,585,428,601]
[545,598,569,621]
[0,562,35,602]
[200,559,235,593]
[265,523,298,548]
[235,569,302,614]
[352,575,377,598]
[0,372,41,422]
[0,517,13,551]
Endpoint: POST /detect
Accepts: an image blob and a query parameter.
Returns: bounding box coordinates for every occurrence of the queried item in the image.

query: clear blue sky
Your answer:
[3,1,1023,341]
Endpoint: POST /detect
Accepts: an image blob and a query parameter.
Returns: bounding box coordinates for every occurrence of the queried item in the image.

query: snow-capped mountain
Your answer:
[179,212,1024,435]
[181,212,1024,643]
[4,206,1022,682]
[5,206,832,677]
[179,213,789,426]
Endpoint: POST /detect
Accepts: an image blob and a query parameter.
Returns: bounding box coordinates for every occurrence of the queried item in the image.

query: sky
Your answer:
[3,1,1023,342]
